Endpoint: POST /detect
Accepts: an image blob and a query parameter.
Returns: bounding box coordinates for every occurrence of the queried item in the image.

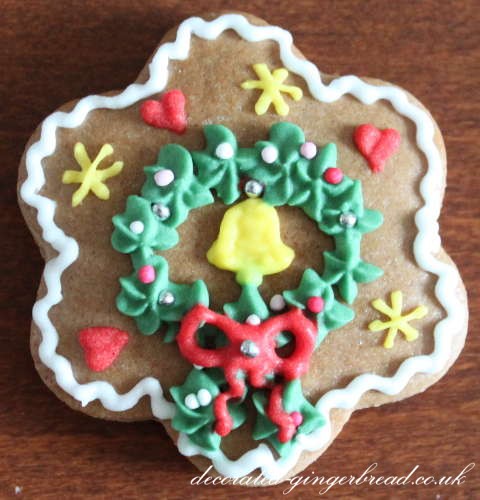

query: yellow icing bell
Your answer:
[207,198,295,286]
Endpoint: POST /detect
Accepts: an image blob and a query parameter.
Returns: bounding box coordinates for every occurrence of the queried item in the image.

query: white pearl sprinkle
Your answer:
[154,169,175,187]
[215,142,234,160]
[197,388,212,407]
[269,294,286,311]
[261,145,278,164]
[129,220,144,234]
[184,393,200,410]
[300,141,317,159]
[246,314,261,326]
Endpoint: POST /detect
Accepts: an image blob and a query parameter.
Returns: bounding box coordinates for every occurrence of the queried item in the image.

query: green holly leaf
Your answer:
[246,147,283,185]
[249,123,305,172]
[192,124,257,204]
[297,180,326,220]
[352,260,384,283]
[245,123,306,205]
[224,284,269,322]
[171,369,221,432]
[337,273,358,305]
[135,308,163,335]
[188,425,222,451]
[267,122,305,164]
[171,368,247,452]
[355,209,384,233]
[157,280,209,322]
[142,144,197,200]
[203,124,238,156]
[117,255,168,325]
[116,283,148,316]
[307,142,337,178]
[318,181,362,234]
[236,147,259,172]
[323,248,383,304]
[252,391,279,440]
[163,322,179,343]
[283,268,354,344]
[276,331,293,348]
[184,178,215,210]
[318,181,383,237]
[322,300,355,331]
[116,256,208,335]
[288,183,311,206]
[283,268,334,309]
[214,161,240,204]
[170,409,211,434]
[322,251,349,284]
[112,195,179,253]
[252,380,325,457]
[294,142,353,219]
[230,401,248,429]
[288,159,312,206]
[282,380,325,435]
[262,174,293,206]
[142,144,214,227]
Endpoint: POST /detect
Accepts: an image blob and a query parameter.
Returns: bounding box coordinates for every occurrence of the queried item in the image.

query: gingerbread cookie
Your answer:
[18,13,468,482]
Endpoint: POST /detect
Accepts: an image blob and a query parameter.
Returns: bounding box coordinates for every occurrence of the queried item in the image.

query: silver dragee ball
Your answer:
[152,203,171,220]
[339,212,357,228]
[158,290,175,305]
[244,179,264,198]
[240,339,260,358]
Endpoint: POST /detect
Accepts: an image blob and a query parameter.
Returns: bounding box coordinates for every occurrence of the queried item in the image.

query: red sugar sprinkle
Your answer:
[323,167,343,184]
[291,411,303,427]
[307,296,325,313]
[138,265,156,284]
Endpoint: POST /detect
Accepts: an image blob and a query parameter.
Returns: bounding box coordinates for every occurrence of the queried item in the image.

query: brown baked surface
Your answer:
[15,9,470,491]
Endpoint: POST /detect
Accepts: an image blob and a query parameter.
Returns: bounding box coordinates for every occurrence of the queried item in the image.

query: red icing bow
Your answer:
[177,305,317,442]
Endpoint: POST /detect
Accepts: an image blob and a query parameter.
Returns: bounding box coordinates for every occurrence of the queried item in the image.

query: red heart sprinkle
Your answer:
[140,89,187,134]
[79,327,129,372]
[353,124,401,173]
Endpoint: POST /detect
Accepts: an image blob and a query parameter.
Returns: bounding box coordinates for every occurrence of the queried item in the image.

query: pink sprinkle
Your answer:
[300,142,317,159]
[154,169,175,187]
[307,296,324,313]
[291,411,303,427]
[323,167,343,184]
[138,265,156,284]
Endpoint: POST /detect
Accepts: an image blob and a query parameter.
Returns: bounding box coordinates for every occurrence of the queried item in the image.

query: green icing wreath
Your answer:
[111,122,384,456]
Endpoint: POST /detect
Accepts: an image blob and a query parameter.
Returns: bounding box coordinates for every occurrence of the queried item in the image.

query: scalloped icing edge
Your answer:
[19,13,466,480]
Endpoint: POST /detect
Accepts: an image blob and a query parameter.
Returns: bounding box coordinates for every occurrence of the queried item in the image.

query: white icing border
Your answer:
[20,14,464,480]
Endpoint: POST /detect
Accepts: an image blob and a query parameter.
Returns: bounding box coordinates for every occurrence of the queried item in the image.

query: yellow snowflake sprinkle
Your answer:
[241,63,303,116]
[62,143,124,207]
[368,290,428,349]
